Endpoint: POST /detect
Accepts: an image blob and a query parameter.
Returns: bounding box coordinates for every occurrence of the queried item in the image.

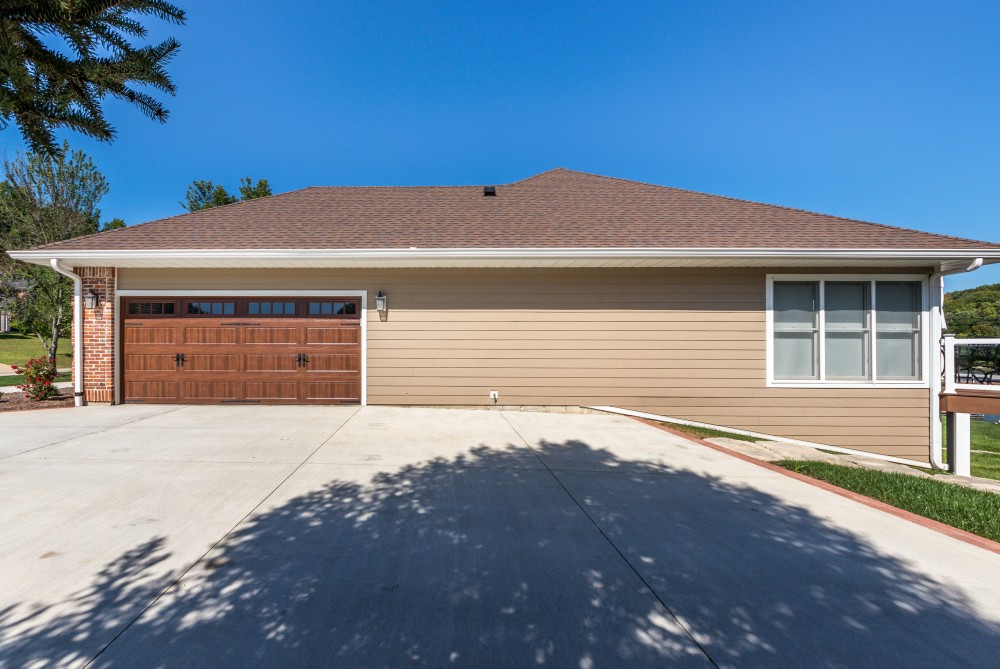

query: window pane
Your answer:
[261,302,271,315]
[272,302,283,315]
[129,303,140,314]
[187,303,199,315]
[343,302,357,315]
[334,302,345,315]
[322,302,332,315]
[877,333,920,379]
[223,303,234,315]
[825,282,868,329]
[774,332,817,379]
[151,303,163,315]
[309,302,320,315]
[876,282,921,379]
[826,332,869,379]
[877,282,920,330]
[285,302,295,314]
[164,303,175,315]
[774,282,817,329]
[249,302,260,315]
[211,302,223,315]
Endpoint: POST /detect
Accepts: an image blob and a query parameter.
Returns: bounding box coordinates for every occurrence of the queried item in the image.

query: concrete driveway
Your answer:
[1,405,999,668]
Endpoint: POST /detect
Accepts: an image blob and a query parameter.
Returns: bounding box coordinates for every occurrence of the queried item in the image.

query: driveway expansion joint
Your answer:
[499,411,721,669]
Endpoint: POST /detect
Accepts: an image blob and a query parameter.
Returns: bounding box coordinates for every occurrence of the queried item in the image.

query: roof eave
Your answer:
[9,247,1000,270]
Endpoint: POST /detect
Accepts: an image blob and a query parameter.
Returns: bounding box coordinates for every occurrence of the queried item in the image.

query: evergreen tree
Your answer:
[181,177,271,211]
[0,1,186,154]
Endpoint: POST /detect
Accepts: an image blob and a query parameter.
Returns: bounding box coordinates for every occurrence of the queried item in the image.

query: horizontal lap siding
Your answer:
[119,267,932,461]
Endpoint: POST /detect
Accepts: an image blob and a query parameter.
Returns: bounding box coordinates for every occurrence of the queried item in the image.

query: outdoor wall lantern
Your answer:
[375,290,387,314]
[84,288,101,309]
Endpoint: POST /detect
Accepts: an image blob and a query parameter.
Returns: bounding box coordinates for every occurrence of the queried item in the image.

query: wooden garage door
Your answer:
[122,297,361,404]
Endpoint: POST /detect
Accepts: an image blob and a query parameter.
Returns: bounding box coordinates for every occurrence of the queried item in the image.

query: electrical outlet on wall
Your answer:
[490,390,499,403]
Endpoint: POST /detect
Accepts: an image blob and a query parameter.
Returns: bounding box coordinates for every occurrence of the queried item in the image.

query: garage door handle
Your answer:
[175,353,186,367]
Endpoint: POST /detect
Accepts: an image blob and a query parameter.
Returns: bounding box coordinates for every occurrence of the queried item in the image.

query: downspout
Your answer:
[49,259,84,407]
[928,257,983,470]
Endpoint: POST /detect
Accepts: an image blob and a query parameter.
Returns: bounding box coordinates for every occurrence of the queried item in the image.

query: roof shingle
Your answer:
[29,168,1000,252]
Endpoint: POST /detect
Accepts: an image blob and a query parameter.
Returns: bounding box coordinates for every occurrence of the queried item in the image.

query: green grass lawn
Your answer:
[659,422,762,443]
[0,373,72,388]
[0,331,72,368]
[775,460,1000,542]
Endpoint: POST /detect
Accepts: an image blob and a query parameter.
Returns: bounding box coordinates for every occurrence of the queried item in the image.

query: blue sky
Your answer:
[3,1,998,290]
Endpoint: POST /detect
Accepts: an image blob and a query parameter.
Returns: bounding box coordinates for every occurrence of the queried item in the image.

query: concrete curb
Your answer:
[637,417,1000,556]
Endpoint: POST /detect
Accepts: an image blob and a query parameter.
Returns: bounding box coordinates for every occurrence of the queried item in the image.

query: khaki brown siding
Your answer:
[118,267,932,461]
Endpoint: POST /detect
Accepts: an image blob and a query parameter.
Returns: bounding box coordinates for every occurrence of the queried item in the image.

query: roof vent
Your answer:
[483,186,496,197]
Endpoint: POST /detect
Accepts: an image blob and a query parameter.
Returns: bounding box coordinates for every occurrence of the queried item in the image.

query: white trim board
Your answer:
[588,406,933,469]
[115,289,368,406]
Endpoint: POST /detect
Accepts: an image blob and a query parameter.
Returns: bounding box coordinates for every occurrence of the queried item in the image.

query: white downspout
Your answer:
[928,257,983,470]
[49,259,84,407]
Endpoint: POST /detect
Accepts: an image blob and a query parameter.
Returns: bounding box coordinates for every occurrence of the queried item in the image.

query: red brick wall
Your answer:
[77,267,116,403]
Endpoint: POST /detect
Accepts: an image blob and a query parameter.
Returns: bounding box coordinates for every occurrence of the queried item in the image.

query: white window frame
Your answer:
[115,289,368,405]
[765,274,929,389]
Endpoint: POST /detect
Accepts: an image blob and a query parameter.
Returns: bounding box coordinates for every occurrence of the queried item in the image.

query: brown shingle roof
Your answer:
[29,168,1000,252]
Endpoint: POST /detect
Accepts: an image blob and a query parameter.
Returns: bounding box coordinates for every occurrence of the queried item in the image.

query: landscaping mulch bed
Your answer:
[0,390,74,412]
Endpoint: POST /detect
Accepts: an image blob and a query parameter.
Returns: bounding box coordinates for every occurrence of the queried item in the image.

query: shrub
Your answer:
[11,356,59,401]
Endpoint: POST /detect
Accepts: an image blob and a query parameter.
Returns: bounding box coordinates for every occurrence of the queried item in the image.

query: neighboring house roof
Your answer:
[22,168,1000,253]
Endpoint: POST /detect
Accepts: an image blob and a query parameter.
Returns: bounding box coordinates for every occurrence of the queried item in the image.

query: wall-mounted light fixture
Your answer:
[376,291,387,314]
[84,288,101,309]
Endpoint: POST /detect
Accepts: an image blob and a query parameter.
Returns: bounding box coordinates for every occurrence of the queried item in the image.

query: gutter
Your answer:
[48,260,84,407]
[927,257,984,470]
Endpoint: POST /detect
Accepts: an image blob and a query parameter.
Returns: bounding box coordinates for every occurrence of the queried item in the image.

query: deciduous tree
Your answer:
[0,142,110,362]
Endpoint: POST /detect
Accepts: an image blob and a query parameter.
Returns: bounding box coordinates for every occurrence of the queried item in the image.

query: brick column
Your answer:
[78,267,116,404]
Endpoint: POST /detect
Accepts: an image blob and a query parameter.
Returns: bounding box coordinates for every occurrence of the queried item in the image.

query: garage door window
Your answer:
[187,301,235,316]
[248,301,296,316]
[127,301,176,316]
[308,301,358,316]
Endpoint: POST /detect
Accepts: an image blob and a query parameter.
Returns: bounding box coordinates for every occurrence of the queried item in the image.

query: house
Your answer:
[0,279,29,332]
[10,168,1000,465]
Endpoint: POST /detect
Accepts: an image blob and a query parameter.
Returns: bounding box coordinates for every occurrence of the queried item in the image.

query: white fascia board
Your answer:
[8,247,1000,268]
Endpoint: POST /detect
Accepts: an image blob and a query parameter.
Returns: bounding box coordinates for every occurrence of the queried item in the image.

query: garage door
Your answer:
[121,297,361,404]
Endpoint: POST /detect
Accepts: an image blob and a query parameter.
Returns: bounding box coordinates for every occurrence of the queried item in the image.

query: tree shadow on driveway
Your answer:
[2,439,998,668]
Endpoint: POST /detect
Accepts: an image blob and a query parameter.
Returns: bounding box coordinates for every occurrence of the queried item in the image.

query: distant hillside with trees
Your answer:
[945,283,1000,338]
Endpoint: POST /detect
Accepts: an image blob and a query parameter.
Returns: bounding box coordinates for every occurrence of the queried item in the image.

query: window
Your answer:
[127,301,175,316]
[307,300,358,317]
[769,277,924,385]
[186,301,235,316]
[248,301,296,316]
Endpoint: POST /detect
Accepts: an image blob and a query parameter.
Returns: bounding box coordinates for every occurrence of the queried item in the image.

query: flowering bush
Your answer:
[11,357,59,401]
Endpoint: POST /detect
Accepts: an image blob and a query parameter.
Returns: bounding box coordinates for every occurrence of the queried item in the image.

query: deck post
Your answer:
[942,333,957,394]
[945,412,971,477]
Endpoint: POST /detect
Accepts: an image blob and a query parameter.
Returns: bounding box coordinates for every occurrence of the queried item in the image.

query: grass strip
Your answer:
[776,460,1000,543]
[0,373,72,388]
[661,422,761,443]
